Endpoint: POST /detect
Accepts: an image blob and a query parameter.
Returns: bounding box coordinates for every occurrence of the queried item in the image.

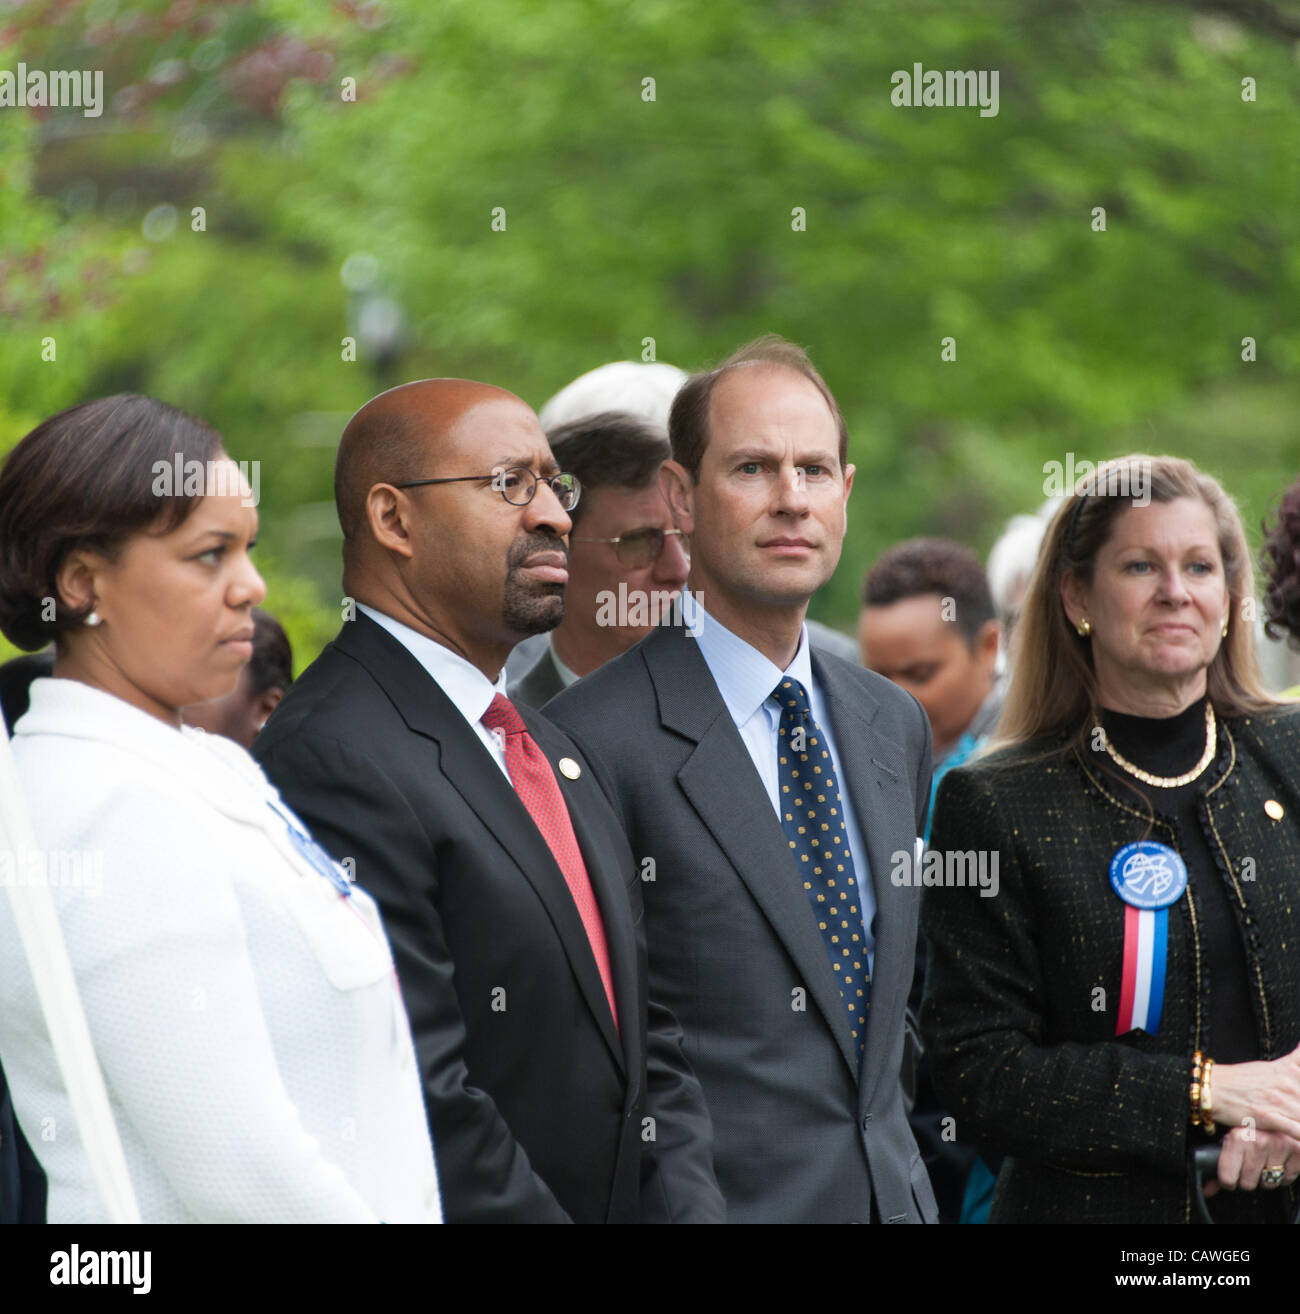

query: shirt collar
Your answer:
[15,677,272,823]
[358,604,507,727]
[683,589,813,727]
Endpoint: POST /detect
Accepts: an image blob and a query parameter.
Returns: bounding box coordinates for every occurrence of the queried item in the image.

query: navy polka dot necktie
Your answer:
[774,678,869,1067]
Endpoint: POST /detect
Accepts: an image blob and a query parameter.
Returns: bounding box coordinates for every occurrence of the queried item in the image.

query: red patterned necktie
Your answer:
[481,693,618,1029]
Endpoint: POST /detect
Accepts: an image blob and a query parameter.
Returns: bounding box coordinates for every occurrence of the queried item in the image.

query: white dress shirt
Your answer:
[358,604,511,778]
[0,678,441,1223]
[683,591,876,970]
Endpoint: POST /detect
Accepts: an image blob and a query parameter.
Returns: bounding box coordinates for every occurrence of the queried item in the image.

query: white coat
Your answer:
[0,678,441,1222]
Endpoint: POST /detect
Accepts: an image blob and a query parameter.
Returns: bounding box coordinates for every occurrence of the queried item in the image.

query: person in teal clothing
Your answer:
[927,730,980,841]
[860,539,1002,788]
[859,538,1002,1222]
[930,735,999,1224]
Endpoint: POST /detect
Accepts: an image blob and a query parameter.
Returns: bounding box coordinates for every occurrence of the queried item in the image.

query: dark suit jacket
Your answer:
[507,644,566,710]
[0,1066,45,1223]
[923,710,1300,1224]
[0,651,55,734]
[253,612,723,1223]
[546,619,938,1223]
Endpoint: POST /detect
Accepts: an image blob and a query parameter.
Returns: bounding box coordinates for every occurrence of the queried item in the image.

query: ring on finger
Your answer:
[1261,1165,1286,1189]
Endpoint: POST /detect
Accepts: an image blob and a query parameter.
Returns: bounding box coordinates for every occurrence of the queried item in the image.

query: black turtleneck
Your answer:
[1099,696,1256,1065]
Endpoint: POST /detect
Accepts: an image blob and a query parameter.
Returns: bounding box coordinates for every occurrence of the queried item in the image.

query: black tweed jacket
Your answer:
[922,704,1300,1224]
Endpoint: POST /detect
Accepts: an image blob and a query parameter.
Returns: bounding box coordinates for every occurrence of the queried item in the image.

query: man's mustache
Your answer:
[507,534,568,570]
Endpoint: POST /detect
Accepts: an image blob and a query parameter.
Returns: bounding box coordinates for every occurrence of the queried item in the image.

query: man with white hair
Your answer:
[538,360,688,432]
[986,499,1057,632]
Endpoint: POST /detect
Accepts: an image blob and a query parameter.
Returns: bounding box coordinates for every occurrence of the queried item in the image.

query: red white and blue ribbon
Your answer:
[1109,842,1187,1037]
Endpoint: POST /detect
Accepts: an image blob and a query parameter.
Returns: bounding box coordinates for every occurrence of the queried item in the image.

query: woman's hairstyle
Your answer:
[993,454,1275,757]
[0,394,226,650]
[1261,474,1300,649]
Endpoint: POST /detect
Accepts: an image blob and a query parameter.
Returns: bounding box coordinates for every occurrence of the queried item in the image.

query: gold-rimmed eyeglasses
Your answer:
[572,526,688,568]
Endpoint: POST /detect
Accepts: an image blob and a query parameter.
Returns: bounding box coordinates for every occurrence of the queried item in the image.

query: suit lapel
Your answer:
[644,624,863,1080]
[812,652,911,1110]
[537,729,641,1085]
[334,615,625,1073]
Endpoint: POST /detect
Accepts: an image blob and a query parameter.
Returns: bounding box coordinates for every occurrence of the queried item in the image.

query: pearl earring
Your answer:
[85,610,102,628]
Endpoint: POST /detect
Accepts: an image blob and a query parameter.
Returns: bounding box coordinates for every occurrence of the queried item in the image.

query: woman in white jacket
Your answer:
[0,395,440,1223]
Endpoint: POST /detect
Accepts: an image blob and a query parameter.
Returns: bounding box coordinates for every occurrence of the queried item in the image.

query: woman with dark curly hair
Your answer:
[1262,476,1300,694]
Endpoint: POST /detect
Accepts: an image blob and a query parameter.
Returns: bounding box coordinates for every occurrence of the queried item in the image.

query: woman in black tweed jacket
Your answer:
[923,456,1300,1224]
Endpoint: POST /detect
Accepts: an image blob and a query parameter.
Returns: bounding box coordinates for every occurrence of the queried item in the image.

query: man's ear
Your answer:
[256,685,284,722]
[365,484,416,560]
[976,618,1001,668]
[659,461,695,535]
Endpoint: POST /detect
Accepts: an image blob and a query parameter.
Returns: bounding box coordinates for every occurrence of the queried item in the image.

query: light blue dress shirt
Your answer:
[683,591,876,971]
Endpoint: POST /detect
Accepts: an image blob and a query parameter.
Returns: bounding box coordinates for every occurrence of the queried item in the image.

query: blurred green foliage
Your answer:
[1,0,1297,668]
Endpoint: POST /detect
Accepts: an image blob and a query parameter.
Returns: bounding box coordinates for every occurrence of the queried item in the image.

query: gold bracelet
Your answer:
[1200,1057,1216,1133]
[1190,1051,1204,1129]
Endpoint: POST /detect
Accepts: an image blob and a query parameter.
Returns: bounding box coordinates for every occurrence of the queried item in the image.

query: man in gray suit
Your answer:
[508,364,861,703]
[547,335,938,1223]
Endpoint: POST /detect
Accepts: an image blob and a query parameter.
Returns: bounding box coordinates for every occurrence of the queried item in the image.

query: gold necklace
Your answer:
[1099,702,1216,788]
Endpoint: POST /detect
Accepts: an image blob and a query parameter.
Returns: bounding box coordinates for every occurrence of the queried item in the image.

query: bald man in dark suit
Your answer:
[255,380,723,1223]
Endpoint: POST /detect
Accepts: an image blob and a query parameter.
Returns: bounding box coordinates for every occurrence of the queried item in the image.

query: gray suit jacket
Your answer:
[546,619,938,1223]
[509,625,858,713]
[508,644,567,709]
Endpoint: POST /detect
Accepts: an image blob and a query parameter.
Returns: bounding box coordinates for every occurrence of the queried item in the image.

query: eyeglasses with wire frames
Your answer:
[394,466,581,512]
[571,526,689,569]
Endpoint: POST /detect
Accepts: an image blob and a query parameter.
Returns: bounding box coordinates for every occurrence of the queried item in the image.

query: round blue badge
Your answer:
[1108,841,1188,910]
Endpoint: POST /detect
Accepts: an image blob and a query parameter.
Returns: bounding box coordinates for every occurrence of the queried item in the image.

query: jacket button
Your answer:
[861,1114,873,1130]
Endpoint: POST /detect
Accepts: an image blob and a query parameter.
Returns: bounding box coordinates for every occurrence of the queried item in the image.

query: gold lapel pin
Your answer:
[558,757,581,780]
[1265,799,1284,821]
